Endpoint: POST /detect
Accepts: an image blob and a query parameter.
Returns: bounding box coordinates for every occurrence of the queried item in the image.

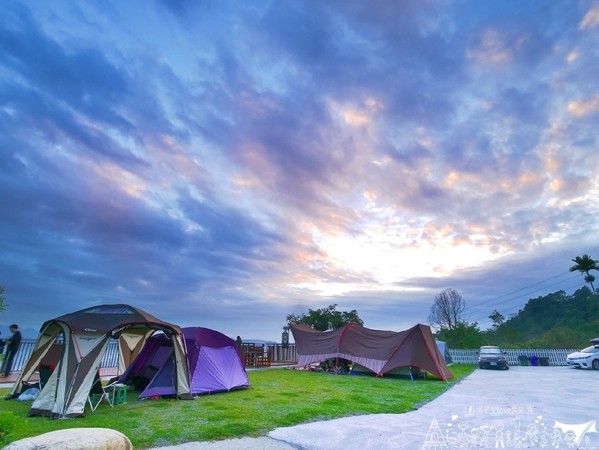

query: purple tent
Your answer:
[120,327,249,398]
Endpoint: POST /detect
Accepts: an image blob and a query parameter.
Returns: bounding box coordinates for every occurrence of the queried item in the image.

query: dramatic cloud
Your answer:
[1,1,598,340]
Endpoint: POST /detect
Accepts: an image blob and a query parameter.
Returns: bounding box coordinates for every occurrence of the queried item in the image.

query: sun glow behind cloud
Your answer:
[296,210,509,297]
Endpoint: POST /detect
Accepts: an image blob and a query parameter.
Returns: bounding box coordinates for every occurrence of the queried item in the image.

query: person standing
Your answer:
[1,324,21,377]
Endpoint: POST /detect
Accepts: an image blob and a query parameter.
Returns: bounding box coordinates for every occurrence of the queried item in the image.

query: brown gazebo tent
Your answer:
[8,304,191,418]
[290,322,453,381]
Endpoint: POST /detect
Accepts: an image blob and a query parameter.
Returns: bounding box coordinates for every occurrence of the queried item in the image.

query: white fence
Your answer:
[449,348,577,366]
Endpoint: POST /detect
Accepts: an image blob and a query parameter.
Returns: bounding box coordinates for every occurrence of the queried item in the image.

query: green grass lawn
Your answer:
[0,365,475,448]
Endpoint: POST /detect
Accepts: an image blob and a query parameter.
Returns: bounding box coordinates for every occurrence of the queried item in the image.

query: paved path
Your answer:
[154,366,599,449]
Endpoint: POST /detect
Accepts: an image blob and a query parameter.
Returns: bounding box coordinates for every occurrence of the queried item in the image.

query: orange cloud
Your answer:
[94,163,147,198]
[580,4,599,29]
[328,97,383,128]
[567,94,599,116]
[468,29,511,64]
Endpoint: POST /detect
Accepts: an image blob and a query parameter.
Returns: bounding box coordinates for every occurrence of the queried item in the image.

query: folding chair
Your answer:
[88,373,112,412]
[88,374,127,411]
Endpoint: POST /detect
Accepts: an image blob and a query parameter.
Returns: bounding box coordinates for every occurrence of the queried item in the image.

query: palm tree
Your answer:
[0,285,6,313]
[569,254,599,292]
[585,274,596,289]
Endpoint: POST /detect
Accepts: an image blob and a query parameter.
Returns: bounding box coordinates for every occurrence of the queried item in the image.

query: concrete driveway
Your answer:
[154,366,599,450]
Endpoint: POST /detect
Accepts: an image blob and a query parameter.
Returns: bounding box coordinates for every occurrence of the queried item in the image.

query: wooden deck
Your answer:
[243,346,272,368]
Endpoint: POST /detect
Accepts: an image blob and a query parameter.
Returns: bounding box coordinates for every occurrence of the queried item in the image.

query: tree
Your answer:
[489,310,505,330]
[286,304,364,331]
[428,288,465,331]
[569,254,598,292]
[437,322,483,348]
[584,273,596,290]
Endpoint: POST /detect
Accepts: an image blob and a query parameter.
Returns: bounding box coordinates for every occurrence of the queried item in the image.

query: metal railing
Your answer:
[2,339,120,374]
[2,340,36,373]
[4,339,297,374]
[268,344,297,364]
[5,340,581,376]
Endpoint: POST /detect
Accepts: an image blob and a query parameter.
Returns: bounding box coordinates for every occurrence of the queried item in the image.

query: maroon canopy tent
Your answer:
[290,323,453,381]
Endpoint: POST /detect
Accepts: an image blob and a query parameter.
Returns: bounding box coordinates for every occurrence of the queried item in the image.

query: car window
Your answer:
[581,346,599,354]
[480,348,502,354]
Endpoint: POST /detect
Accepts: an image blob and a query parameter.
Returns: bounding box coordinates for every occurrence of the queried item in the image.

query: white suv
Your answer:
[566,338,599,370]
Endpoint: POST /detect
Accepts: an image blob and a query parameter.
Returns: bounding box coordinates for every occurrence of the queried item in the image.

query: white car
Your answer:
[566,338,599,370]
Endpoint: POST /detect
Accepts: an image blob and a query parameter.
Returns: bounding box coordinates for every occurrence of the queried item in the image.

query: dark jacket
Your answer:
[6,330,21,352]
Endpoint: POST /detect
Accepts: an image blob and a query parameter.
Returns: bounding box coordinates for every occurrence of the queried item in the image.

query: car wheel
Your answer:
[593,359,599,370]
[479,365,484,369]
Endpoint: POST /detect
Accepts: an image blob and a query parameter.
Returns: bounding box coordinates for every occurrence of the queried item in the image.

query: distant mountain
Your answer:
[242,339,277,346]
[0,324,39,340]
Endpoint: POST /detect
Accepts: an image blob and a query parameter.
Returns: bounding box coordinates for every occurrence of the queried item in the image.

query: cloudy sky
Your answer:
[1,1,598,341]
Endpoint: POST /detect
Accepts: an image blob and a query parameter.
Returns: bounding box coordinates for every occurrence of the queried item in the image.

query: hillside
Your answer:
[486,287,599,348]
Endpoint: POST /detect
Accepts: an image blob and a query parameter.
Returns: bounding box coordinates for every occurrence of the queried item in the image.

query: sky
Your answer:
[1,1,599,342]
